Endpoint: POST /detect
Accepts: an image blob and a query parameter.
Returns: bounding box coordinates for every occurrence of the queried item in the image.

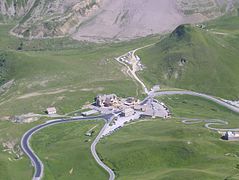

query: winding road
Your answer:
[91,122,115,180]
[152,91,239,114]
[117,46,239,115]
[22,45,239,180]
[21,115,115,180]
[22,90,239,180]
[181,118,239,131]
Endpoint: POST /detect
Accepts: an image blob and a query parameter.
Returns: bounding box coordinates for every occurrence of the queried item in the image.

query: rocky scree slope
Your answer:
[0,0,238,41]
[10,0,102,38]
[0,0,33,21]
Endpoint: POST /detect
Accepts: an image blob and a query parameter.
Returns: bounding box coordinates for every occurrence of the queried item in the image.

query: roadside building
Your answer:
[46,107,57,115]
[122,108,135,117]
[82,110,98,116]
[223,131,239,140]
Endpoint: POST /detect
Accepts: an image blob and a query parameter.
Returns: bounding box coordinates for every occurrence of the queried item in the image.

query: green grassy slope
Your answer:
[138,16,239,99]
[31,120,107,180]
[0,24,159,180]
[0,52,11,85]
[0,120,40,180]
[0,49,137,115]
[158,94,239,127]
[0,24,160,116]
[98,95,239,180]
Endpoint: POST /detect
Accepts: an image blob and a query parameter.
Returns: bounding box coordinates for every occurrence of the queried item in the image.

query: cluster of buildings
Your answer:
[95,94,118,107]
[94,94,169,118]
[33,94,169,137]
[92,94,170,136]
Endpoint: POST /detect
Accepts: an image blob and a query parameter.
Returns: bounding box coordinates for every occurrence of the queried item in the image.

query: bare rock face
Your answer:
[72,0,236,42]
[0,0,33,19]
[11,0,103,38]
[2,0,238,41]
[73,0,185,41]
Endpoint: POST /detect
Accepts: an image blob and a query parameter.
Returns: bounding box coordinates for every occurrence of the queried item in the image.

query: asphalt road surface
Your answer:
[152,91,239,114]
[21,91,239,180]
[21,115,115,180]
[91,122,116,180]
[181,117,239,131]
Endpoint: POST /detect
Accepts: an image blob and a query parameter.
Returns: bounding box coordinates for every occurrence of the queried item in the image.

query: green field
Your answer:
[31,120,107,180]
[158,95,239,127]
[97,95,239,180]
[0,23,159,180]
[137,15,239,99]
[0,12,239,180]
[0,120,40,180]
[0,24,160,117]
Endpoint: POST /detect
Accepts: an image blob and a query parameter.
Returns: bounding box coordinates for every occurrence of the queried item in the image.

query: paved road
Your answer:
[123,45,239,114]
[21,115,115,180]
[116,44,239,115]
[180,117,239,132]
[151,91,239,132]
[91,121,116,180]
[151,91,239,114]
[21,90,239,180]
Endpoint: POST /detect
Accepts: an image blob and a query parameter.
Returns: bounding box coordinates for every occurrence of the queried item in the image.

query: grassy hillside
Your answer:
[0,24,159,180]
[1,13,239,180]
[31,120,107,180]
[0,52,11,85]
[0,120,40,180]
[98,95,239,180]
[138,16,239,99]
[0,23,161,117]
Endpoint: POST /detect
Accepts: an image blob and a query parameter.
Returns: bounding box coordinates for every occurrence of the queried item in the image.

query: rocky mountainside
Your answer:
[0,0,238,41]
[73,0,235,42]
[0,0,34,21]
[10,0,103,38]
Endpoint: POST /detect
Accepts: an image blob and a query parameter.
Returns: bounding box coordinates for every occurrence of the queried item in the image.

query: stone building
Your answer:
[96,94,118,107]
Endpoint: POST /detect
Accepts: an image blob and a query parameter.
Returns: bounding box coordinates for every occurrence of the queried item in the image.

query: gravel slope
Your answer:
[2,0,238,41]
[72,0,226,42]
